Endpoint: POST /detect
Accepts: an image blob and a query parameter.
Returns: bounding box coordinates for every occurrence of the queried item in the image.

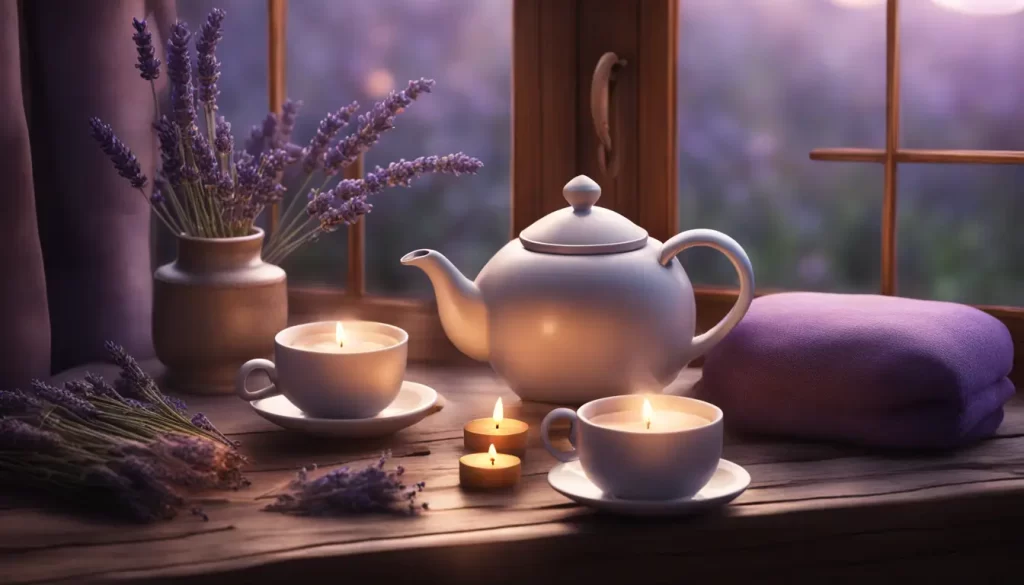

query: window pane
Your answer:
[898,165,1024,305]
[286,0,512,294]
[898,2,1024,305]
[677,0,885,292]
[903,1,1024,149]
[156,1,268,266]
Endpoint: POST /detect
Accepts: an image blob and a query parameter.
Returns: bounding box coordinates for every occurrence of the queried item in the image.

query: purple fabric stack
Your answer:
[698,292,1016,449]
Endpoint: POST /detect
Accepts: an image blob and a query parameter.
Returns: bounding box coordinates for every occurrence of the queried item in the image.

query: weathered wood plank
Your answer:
[5,363,1024,584]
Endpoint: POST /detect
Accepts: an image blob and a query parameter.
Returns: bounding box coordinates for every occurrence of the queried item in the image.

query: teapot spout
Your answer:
[401,249,489,361]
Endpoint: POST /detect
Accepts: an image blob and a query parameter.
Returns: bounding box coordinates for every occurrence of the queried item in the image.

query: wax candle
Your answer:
[459,444,521,490]
[588,398,708,432]
[291,322,388,354]
[464,398,529,457]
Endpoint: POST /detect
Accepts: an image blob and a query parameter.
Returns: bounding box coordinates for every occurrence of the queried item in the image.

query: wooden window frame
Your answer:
[268,0,1021,385]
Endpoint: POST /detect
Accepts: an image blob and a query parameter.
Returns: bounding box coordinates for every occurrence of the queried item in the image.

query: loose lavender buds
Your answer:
[266,453,427,516]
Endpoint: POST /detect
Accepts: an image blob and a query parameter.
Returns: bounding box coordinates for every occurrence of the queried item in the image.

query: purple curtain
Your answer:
[0,0,171,386]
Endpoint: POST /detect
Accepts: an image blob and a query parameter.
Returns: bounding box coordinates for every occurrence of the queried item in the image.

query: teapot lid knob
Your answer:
[563,175,601,212]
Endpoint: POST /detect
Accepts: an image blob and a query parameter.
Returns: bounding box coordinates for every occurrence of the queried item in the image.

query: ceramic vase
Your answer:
[153,228,287,394]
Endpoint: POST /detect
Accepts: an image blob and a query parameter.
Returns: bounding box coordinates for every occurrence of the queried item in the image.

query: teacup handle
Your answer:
[541,408,580,463]
[235,359,280,401]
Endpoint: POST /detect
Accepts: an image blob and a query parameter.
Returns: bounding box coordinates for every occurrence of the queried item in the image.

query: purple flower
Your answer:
[189,124,220,185]
[195,8,225,110]
[29,380,98,419]
[89,117,147,189]
[214,116,233,155]
[302,102,359,173]
[368,153,484,191]
[131,18,161,81]
[0,389,41,416]
[105,341,160,401]
[155,116,185,186]
[309,152,481,232]
[84,373,123,401]
[0,419,63,453]
[323,78,435,176]
[276,99,302,148]
[166,21,196,129]
[151,188,165,205]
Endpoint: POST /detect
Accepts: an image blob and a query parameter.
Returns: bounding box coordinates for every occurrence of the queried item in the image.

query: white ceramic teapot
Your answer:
[402,175,754,404]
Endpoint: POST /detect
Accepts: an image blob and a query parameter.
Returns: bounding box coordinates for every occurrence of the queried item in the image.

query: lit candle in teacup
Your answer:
[290,322,388,354]
[459,444,522,490]
[464,398,529,457]
[541,394,723,500]
[236,321,408,419]
[587,398,709,432]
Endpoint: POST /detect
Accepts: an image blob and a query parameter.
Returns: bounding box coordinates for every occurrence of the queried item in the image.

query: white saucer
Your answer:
[249,381,441,438]
[547,459,750,516]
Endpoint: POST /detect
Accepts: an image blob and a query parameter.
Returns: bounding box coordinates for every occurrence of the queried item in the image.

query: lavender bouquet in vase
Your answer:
[90,9,482,394]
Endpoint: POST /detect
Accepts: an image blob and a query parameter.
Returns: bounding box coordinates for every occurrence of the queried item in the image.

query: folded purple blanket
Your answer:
[697,292,1016,449]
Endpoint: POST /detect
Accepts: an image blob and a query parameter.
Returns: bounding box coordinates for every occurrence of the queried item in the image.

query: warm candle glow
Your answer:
[932,0,1024,15]
[642,398,653,430]
[493,397,503,429]
[335,322,346,347]
[830,0,885,8]
[488,443,497,465]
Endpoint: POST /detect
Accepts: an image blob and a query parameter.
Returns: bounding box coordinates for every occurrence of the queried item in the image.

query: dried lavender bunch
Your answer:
[0,343,246,523]
[265,453,427,516]
[93,8,481,258]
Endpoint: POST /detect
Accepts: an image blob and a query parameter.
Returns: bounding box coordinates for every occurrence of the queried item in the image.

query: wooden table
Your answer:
[4,364,1024,584]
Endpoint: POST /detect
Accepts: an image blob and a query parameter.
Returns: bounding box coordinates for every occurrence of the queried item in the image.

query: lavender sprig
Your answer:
[166,21,196,129]
[195,8,225,111]
[89,118,147,189]
[266,453,427,516]
[131,18,160,81]
[266,152,481,264]
[323,78,435,175]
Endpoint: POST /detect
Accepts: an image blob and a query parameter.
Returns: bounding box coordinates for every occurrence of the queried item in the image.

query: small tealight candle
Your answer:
[464,398,529,457]
[291,322,388,354]
[588,398,709,432]
[459,444,521,490]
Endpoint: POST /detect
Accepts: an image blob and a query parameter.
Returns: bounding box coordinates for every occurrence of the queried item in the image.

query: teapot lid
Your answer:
[518,175,648,255]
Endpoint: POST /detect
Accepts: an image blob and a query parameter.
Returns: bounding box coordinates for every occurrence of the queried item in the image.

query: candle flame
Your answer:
[335,322,346,347]
[493,397,503,427]
[642,398,654,430]
[488,443,497,465]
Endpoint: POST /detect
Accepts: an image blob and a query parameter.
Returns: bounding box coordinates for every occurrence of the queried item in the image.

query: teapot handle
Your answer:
[659,229,754,361]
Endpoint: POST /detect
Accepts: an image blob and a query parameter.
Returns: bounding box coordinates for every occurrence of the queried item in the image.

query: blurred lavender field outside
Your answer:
[178,0,1023,305]
[679,0,1024,304]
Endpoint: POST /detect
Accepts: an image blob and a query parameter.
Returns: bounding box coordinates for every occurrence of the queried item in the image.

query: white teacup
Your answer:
[541,394,722,500]
[235,321,408,419]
